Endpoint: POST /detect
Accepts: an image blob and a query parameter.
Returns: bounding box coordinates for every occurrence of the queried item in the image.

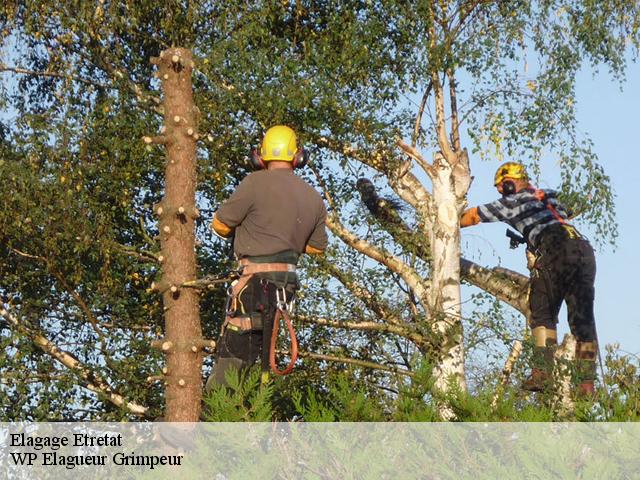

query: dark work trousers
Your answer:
[529,226,597,342]
[208,275,296,389]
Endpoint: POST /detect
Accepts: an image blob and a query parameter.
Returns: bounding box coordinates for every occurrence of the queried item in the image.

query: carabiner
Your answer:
[225,281,237,315]
[276,287,288,311]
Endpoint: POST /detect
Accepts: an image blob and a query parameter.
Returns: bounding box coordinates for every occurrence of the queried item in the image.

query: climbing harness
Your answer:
[222,258,300,376]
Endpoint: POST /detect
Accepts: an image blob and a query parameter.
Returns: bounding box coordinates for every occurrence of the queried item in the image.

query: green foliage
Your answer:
[0,1,638,419]
[598,345,640,421]
[204,367,274,422]
[293,371,385,421]
[201,348,640,422]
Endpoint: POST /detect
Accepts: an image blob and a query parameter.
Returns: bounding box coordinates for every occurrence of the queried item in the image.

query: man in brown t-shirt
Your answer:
[206,125,328,389]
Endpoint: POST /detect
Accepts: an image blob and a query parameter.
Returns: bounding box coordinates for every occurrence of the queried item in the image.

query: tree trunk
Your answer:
[553,334,576,418]
[428,152,468,402]
[148,48,202,421]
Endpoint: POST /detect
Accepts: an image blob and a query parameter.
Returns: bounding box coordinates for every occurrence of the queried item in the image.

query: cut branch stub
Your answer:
[176,205,199,220]
[151,339,174,352]
[150,279,172,294]
[194,339,217,350]
[143,135,167,146]
[184,128,200,141]
[151,338,215,353]
[154,202,165,217]
[155,204,200,221]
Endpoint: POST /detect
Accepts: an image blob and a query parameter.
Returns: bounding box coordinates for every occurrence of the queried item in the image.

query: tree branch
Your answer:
[51,270,106,340]
[412,81,433,147]
[396,139,438,178]
[447,69,461,151]
[10,247,109,338]
[460,259,530,316]
[299,315,428,349]
[431,70,456,163]
[116,243,160,263]
[297,350,415,378]
[315,136,385,173]
[311,135,432,221]
[325,214,429,302]
[0,64,108,88]
[491,340,523,408]
[318,260,404,325]
[0,304,148,417]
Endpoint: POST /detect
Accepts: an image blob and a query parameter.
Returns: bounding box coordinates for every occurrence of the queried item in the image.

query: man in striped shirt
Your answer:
[460,162,597,396]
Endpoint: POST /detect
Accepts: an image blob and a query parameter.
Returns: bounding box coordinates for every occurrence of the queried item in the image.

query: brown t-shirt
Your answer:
[215,169,328,258]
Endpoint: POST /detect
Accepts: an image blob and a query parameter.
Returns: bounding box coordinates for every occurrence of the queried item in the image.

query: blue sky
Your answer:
[462,58,640,356]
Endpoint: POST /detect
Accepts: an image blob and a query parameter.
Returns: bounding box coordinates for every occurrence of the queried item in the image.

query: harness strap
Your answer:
[534,189,582,240]
[225,316,253,331]
[239,258,297,274]
[533,189,566,224]
[223,274,252,322]
[223,259,297,326]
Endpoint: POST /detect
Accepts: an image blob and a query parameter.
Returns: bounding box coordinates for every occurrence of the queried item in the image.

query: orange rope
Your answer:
[269,308,298,375]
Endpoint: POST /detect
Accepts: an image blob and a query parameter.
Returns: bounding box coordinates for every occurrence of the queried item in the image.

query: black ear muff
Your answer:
[249,149,266,170]
[292,148,309,169]
[501,180,516,196]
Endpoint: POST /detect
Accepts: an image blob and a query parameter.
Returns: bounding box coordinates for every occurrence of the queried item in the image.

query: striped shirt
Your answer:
[477,188,572,247]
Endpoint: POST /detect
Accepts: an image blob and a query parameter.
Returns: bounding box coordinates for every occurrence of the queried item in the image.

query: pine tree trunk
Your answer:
[148,48,203,421]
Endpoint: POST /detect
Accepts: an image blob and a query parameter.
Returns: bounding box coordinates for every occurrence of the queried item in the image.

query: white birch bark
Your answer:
[428,152,468,401]
[553,334,577,418]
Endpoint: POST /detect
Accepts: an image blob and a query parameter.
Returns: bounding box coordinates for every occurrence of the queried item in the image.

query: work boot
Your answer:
[575,341,598,399]
[577,381,595,398]
[522,367,551,392]
[522,346,556,392]
[523,327,558,393]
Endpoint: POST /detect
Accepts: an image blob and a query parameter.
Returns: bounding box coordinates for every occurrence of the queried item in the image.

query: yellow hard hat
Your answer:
[260,125,298,162]
[494,162,527,186]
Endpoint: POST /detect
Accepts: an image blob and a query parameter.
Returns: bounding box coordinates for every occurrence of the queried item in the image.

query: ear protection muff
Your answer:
[501,180,516,196]
[292,148,310,169]
[249,149,266,170]
[249,147,310,170]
